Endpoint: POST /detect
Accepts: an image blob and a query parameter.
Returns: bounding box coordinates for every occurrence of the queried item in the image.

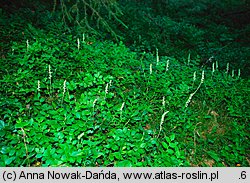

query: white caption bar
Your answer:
[0,168,249,183]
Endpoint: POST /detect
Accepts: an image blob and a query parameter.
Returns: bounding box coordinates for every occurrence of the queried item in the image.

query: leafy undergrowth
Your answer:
[0,26,249,167]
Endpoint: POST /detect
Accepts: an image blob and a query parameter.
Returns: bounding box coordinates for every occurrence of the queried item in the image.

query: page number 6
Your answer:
[240,171,246,179]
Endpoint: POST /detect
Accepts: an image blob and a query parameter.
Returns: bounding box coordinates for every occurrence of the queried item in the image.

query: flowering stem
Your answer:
[157,111,169,138]
[186,70,204,108]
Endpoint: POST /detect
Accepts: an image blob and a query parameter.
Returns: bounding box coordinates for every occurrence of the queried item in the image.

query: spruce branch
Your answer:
[60,0,127,40]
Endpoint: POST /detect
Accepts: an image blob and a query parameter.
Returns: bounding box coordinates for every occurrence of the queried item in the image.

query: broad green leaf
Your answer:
[15,121,29,128]
[140,143,146,148]
[165,136,171,143]
[5,157,15,165]
[170,134,175,141]
[0,120,5,130]
[167,149,174,155]
[116,160,132,167]
[71,151,83,157]
[169,142,177,148]
[76,112,81,119]
[162,142,168,149]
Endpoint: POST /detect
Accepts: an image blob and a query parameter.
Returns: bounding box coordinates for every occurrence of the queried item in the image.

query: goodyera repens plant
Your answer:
[157,111,169,138]
[120,102,125,111]
[166,60,169,72]
[156,48,159,65]
[150,64,152,75]
[185,70,204,107]
[61,80,67,105]
[37,80,40,92]
[105,83,109,99]
[26,40,29,51]
[162,96,165,107]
